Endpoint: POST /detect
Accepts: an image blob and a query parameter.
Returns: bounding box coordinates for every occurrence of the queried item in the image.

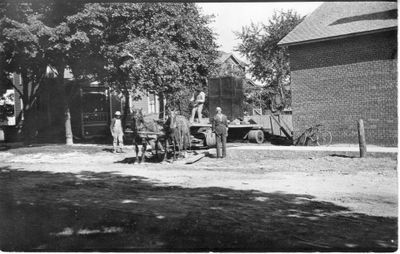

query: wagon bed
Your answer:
[190,122,263,129]
[189,122,267,146]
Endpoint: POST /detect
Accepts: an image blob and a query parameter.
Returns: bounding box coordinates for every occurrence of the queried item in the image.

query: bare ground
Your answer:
[0,144,397,251]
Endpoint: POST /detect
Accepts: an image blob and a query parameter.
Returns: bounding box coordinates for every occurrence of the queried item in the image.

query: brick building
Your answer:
[278,2,397,146]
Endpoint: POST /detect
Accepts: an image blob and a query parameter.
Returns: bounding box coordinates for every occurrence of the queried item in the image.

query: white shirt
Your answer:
[113,119,123,131]
[191,91,205,103]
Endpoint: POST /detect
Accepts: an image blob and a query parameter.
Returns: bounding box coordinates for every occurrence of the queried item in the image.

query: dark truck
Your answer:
[190,76,266,147]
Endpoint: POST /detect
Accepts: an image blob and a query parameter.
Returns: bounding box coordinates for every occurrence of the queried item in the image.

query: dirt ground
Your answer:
[0,143,397,251]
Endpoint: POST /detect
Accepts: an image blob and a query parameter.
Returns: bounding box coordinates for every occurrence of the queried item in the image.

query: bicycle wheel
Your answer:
[316,131,332,146]
[306,135,319,146]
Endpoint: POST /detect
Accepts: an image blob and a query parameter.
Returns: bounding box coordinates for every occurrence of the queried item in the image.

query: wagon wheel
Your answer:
[248,130,265,144]
[204,131,216,147]
[154,138,162,161]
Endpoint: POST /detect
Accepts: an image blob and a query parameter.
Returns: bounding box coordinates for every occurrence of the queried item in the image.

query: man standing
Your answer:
[212,107,228,158]
[110,111,124,153]
[189,87,206,123]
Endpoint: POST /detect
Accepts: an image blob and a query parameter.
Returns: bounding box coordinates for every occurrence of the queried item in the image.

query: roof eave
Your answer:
[278,26,397,47]
[229,55,247,68]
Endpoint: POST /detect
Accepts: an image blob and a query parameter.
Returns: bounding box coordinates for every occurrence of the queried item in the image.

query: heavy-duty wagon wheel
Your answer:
[205,131,216,147]
[248,130,265,144]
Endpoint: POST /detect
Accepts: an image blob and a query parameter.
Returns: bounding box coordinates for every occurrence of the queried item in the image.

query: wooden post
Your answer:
[358,119,367,158]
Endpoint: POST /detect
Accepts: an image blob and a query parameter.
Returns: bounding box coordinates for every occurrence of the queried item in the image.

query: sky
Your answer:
[197,2,323,58]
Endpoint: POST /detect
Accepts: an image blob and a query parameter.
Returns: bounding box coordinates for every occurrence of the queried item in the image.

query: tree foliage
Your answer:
[0,2,218,143]
[0,1,84,143]
[236,10,303,112]
[66,3,218,116]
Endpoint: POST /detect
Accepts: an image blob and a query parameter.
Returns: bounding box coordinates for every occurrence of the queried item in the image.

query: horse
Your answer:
[131,109,165,163]
[166,110,191,161]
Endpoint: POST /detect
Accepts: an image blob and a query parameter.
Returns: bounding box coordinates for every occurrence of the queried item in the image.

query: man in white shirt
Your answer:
[190,87,206,123]
[110,111,124,153]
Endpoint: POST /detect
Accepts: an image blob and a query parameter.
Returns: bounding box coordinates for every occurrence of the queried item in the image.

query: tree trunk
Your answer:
[57,66,73,145]
[122,91,130,129]
[64,105,73,145]
[21,72,35,145]
[22,106,35,145]
[279,86,285,100]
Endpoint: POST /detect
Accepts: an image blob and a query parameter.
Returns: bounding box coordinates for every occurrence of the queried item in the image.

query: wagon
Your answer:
[189,76,268,148]
[189,122,265,147]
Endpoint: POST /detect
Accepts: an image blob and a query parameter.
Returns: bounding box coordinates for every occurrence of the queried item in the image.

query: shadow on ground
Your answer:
[0,166,397,252]
[115,154,166,164]
[205,151,218,159]
[329,154,357,159]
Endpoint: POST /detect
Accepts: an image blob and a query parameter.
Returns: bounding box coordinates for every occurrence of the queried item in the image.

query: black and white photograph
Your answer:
[0,0,397,252]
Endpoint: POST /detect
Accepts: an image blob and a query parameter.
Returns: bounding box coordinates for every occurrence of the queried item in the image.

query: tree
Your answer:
[1,2,218,144]
[0,1,84,144]
[1,3,53,144]
[129,3,218,115]
[236,10,304,112]
[66,3,218,119]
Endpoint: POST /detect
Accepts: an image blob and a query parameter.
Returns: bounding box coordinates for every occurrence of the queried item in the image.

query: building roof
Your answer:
[279,2,397,46]
[216,51,247,67]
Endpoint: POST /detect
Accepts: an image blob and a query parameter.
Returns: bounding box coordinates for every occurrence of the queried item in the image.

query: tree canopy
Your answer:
[0,2,218,143]
[236,10,304,112]
[66,3,218,114]
[0,1,85,143]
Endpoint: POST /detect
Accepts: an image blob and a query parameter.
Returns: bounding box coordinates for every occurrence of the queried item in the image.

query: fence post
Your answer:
[358,119,367,158]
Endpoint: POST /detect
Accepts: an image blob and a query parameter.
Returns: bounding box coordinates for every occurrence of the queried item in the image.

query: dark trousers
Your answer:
[216,134,227,158]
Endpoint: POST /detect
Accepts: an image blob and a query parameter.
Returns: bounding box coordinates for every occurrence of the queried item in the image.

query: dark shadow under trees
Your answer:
[0,167,397,252]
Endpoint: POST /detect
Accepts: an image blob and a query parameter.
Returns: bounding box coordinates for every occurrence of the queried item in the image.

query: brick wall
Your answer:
[289,30,397,146]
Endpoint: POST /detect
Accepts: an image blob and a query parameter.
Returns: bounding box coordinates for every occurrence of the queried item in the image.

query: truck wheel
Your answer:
[248,130,264,144]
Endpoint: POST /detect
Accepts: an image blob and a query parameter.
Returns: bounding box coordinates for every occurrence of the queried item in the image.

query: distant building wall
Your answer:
[130,92,159,116]
[215,56,246,78]
[288,30,397,146]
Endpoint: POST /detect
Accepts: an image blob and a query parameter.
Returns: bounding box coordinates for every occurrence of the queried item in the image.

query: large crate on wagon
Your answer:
[208,76,244,121]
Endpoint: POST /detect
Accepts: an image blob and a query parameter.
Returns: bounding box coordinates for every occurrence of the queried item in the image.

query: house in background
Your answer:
[3,67,165,141]
[1,73,22,126]
[278,2,397,146]
[213,51,265,115]
[1,69,126,141]
[131,51,249,118]
[214,51,247,78]
[130,92,160,116]
[63,70,163,139]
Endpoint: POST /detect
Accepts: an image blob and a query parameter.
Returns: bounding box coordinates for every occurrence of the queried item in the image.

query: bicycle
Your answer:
[295,124,332,146]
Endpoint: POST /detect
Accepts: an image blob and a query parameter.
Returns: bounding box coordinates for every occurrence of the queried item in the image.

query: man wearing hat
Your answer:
[212,107,228,158]
[110,111,124,153]
[189,87,206,123]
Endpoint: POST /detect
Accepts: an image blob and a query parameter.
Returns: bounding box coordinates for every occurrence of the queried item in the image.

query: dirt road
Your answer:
[0,144,397,251]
